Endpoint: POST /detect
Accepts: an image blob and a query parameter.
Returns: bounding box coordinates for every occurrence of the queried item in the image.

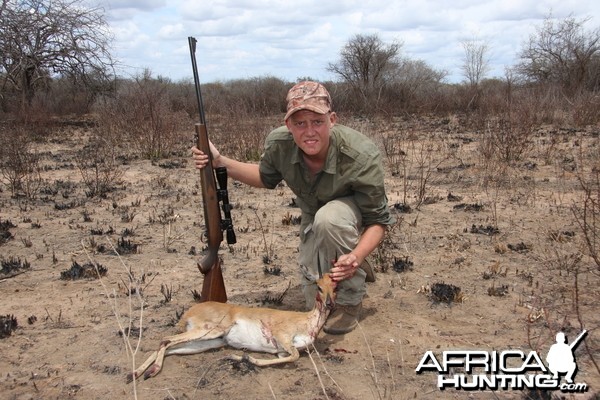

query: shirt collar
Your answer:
[322,132,338,174]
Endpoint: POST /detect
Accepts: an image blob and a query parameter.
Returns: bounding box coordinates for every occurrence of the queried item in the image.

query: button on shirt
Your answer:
[259,124,395,228]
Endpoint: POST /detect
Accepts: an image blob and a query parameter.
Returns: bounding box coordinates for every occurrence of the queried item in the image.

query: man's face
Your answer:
[285,110,336,159]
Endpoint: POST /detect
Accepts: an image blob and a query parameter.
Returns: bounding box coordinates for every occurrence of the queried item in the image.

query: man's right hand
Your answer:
[192,142,265,189]
[192,141,221,169]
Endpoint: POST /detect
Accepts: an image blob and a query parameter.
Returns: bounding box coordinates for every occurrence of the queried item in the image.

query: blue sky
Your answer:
[98,0,600,84]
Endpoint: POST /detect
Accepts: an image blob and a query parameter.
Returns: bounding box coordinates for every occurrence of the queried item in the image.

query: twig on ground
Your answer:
[306,347,329,400]
[310,343,344,394]
[358,321,378,386]
[82,237,145,400]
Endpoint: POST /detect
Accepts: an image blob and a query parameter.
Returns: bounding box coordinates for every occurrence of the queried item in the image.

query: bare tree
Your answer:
[0,0,8,17]
[461,37,490,88]
[516,14,600,96]
[460,37,491,110]
[393,58,446,103]
[327,33,402,112]
[0,0,115,110]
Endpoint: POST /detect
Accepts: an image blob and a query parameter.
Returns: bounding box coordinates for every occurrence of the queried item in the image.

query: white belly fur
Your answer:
[292,334,314,349]
[225,318,279,353]
[224,318,316,354]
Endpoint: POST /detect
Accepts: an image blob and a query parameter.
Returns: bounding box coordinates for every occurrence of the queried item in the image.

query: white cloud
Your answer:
[102,0,167,12]
[103,0,600,83]
[158,23,185,39]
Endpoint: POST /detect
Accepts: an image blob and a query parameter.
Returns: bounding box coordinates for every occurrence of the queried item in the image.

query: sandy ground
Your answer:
[0,116,599,400]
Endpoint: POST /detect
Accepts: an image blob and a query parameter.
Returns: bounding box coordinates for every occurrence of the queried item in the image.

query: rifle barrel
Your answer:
[569,329,588,350]
[188,36,206,125]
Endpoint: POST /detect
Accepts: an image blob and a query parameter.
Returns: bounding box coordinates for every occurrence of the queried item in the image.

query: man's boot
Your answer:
[360,258,376,282]
[323,302,362,335]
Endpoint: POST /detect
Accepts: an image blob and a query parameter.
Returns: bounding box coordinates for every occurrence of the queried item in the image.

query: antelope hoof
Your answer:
[125,371,137,384]
[143,364,161,380]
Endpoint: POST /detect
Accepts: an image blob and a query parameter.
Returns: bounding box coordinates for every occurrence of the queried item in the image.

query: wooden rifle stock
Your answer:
[195,123,227,303]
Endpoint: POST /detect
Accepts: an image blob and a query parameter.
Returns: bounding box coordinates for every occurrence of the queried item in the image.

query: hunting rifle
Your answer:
[569,329,587,350]
[188,36,236,303]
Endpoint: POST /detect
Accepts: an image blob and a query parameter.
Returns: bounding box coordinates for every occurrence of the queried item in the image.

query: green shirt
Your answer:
[259,124,395,227]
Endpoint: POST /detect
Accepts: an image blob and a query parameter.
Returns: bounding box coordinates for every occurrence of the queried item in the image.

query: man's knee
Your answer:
[313,198,361,232]
[313,205,340,231]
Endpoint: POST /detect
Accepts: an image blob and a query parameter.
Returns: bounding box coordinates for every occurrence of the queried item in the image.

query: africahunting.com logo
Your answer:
[415,330,588,393]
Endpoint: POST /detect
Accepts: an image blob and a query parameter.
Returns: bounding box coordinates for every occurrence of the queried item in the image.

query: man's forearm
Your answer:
[216,155,266,188]
[352,223,386,265]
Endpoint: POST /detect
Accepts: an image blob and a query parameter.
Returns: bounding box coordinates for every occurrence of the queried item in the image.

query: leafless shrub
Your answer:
[530,151,600,377]
[479,114,534,165]
[1,256,30,276]
[260,281,290,305]
[572,160,600,271]
[0,123,44,199]
[94,70,191,160]
[160,283,174,303]
[374,218,404,272]
[0,0,115,112]
[60,261,107,280]
[7,99,55,134]
[412,138,448,209]
[145,206,182,252]
[326,34,446,116]
[516,14,600,97]
[203,76,288,117]
[572,91,600,126]
[252,208,275,265]
[42,77,102,115]
[381,130,408,179]
[75,133,124,198]
[173,76,287,165]
[20,236,32,248]
[380,123,447,209]
[120,210,136,223]
[379,125,414,205]
[0,314,18,338]
[533,240,600,379]
[207,111,278,162]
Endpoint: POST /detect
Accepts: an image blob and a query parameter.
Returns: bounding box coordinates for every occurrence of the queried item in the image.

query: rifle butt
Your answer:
[197,250,219,274]
[199,261,227,303]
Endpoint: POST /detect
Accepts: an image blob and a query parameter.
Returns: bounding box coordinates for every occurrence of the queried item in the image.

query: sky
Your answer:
[97,0,600,84]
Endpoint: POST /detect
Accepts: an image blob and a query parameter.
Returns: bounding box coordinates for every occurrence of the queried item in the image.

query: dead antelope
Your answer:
[127,271,336,382]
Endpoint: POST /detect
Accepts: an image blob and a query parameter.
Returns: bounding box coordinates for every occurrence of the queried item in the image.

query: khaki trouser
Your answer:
[298,197,366,309]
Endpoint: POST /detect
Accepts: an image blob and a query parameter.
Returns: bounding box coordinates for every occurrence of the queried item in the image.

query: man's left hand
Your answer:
[330,253,360,282]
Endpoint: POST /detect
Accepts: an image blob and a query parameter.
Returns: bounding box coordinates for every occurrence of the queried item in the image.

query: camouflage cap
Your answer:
[284,81,332,121]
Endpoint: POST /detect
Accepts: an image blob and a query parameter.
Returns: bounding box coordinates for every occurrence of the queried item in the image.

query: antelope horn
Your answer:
[317,253,323,278]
